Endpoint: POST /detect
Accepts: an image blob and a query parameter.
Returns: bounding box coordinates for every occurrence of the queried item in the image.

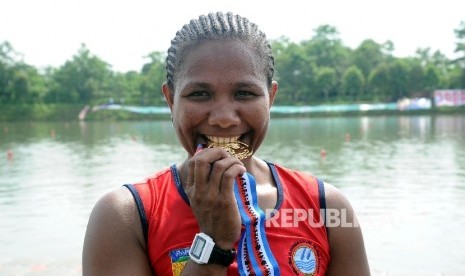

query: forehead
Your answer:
[175,39,266,88]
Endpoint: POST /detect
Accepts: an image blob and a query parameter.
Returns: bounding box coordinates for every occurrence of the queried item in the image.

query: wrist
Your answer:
[214,240,235,250]
[189,233,236,267]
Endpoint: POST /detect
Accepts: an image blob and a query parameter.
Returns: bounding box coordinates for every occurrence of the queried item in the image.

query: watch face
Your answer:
[191,236,206,259]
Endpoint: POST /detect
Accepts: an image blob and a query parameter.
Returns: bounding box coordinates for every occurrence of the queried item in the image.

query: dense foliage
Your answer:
[1,22,465,106]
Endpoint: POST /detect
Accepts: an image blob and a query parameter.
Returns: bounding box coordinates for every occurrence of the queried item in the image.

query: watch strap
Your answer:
[208,245,236,267]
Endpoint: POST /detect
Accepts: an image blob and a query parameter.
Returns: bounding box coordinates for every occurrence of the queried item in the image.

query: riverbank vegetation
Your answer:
[1,22,464,121]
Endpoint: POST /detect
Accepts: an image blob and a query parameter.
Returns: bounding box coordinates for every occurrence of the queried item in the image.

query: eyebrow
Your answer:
[183,82,211,90]
[233,81,261,90]
[183,81,261,91]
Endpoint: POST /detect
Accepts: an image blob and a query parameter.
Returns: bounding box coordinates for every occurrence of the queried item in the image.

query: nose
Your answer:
[208,102,240,128]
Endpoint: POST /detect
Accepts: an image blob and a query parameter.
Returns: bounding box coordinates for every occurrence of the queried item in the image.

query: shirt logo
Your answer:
[169,247,189,276]
[289,241,318,275]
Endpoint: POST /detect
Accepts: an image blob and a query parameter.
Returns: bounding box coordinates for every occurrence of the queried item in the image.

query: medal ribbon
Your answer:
[234,172,280,275]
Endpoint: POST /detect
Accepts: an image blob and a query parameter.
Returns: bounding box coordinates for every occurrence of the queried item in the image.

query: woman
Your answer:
[83,12,370,275]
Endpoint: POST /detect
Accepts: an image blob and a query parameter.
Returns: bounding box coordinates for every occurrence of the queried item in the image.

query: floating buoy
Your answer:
[320,148,327,159]
[7,150,13,161]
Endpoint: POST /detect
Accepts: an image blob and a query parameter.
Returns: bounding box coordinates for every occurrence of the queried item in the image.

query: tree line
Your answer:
[1,22,465,106]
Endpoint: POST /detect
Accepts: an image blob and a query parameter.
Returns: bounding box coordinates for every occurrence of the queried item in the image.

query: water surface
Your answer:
[0,115,464,273]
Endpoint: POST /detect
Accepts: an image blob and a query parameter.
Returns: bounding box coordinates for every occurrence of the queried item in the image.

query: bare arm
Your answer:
[82,187,153,276]
[324,183,371,276]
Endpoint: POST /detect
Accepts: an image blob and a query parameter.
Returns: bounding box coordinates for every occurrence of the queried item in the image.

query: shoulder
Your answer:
[82,187,152,275]
[321,182,371,275]
[89,187,141,233]
[83,187,145,253]
[323,182,353,211]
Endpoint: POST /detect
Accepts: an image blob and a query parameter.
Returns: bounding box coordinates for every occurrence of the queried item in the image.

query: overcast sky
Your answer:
[1,0,464,72]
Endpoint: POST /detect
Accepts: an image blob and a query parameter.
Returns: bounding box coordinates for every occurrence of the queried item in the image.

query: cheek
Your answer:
[174,108,200,133]
[252,104,270,122]
[246,106,270,136]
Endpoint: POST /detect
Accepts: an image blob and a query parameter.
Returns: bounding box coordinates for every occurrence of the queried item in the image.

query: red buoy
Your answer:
[7,150,13,161]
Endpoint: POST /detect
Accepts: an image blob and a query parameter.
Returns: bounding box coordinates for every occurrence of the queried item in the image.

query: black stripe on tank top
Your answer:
[123,184,148,244]
[317,178,329,237]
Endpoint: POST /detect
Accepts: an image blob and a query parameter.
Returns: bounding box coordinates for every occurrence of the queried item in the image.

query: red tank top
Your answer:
[126,162,330,275]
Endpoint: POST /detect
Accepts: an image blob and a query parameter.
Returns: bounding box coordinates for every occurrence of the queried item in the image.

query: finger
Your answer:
[187,147,224,187]
[219,163,246,199]
[192,147,231,193]
[209,157,244,195]
[186,158,195,188]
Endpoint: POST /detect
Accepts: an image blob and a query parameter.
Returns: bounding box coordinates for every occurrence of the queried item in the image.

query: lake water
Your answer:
[0,115,464,275]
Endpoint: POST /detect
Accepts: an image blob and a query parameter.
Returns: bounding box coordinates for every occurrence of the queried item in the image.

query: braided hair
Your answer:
[165,12,275,90]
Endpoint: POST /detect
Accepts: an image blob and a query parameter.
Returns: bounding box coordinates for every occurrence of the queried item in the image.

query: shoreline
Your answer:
[0,103,463,122]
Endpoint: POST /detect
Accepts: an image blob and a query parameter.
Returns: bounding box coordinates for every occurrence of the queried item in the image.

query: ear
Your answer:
[162,82,174,112]
[268,81,278,108]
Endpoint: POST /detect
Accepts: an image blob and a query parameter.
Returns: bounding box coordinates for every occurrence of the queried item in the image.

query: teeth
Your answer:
[206,135,240,145]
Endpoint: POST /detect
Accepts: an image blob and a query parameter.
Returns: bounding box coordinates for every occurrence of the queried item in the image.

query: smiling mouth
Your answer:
[202,135,253,160]
[205,135,241,145]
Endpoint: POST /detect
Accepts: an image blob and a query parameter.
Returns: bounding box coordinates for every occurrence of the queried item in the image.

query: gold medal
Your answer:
[207,141,253,160]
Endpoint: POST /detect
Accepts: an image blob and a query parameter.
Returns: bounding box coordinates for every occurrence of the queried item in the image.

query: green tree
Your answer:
[341,66,365,101]
[415,47,432,66]
[454,21,465,66]
[424,64,441,94]
[315,67,337,103]
[303,25,350,72]
[274,41,316,104]
[389,60,409,100]
[10,69,31,103]
[140,51,166,105]
[368,63,391,101]
[107,71,141,105]
[405,58,425,95]
[352,39,385,78]
[49,44,112,103]
[0,42,16,103]
[453,21,465,87]
[415,48,449,88]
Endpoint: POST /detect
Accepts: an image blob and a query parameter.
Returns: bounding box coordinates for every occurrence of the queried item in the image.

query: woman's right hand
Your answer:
[184,147,246,249]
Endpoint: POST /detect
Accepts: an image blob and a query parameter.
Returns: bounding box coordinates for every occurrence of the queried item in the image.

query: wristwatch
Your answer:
[189,232,236,266]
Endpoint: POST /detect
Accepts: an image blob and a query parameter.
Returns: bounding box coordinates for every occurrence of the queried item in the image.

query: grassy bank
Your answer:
[0,104,464,121]
[0,104,171,121]
[86,109,170,121]
[0,104,83,121]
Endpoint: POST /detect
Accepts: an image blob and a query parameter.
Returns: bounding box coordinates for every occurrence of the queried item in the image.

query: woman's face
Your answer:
[162,39,278,160]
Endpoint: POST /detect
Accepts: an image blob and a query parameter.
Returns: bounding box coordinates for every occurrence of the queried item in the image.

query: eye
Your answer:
[185,91,211,101]
[235,90,256,100]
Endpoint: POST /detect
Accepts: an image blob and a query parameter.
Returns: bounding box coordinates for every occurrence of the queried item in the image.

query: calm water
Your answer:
[0,115,464,274]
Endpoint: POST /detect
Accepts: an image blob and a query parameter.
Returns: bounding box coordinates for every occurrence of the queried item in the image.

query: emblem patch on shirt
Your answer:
[169,247,189,276]
[289,241,318,275]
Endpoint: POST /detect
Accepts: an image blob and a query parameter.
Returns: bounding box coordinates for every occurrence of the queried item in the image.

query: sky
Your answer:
[1,0,464,72]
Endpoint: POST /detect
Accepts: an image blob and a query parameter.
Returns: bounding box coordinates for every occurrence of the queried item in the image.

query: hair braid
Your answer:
[165,12,275,90]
